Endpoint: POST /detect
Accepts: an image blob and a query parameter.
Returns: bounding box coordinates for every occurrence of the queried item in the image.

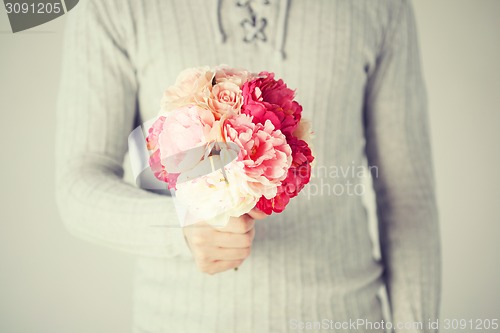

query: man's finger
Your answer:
[247,208,267,220]
[210,247,251,261]
[213,229,255,248]
[203,259,243,275]
[217,215,254,234]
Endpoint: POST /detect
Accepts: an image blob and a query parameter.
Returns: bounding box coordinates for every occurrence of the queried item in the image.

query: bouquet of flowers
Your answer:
[145,66,314,227]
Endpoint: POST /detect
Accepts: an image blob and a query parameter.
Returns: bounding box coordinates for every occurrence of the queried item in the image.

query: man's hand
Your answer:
[183,208,267,275]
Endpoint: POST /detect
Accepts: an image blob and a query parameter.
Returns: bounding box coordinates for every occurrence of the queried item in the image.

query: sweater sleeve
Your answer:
[55,0,192,259]
[363,1,441,331]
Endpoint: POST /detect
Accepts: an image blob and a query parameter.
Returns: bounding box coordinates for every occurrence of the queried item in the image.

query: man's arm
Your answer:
[56,0,191,258]
[364,1,441,331]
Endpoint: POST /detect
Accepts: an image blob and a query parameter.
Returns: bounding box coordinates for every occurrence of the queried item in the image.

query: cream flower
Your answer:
[160,67,214,112]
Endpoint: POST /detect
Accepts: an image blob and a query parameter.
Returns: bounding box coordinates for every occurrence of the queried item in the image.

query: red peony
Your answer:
[256,187,290,214]
[241,72,302,137]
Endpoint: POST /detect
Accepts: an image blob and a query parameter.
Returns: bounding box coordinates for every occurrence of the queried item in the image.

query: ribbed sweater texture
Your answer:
[56,1,440,332]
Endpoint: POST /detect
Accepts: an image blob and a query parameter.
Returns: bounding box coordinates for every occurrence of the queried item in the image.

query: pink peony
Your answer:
[146,116,180,189]
[149,150,179,190]
[158,105,215,161]
[224,114,292,199]
[256,137,314,214]
[146,116,166,151]
[241,72,302,137]
[148,149,168,182]
[153,106,217,189]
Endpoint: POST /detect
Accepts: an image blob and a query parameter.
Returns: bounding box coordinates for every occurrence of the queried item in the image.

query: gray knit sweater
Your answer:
[56,0,441,332]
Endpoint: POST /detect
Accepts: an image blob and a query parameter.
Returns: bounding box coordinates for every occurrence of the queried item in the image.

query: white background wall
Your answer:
[1,1,499,332]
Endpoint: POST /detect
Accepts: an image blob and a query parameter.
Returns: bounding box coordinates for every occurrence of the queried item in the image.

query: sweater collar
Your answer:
[215,0,291,60]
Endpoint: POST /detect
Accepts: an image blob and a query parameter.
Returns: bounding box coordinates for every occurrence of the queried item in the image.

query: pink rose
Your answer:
[241,71,302,137]
[207,81,243,119]
[224,114,292,198]
[161,67,214,112]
